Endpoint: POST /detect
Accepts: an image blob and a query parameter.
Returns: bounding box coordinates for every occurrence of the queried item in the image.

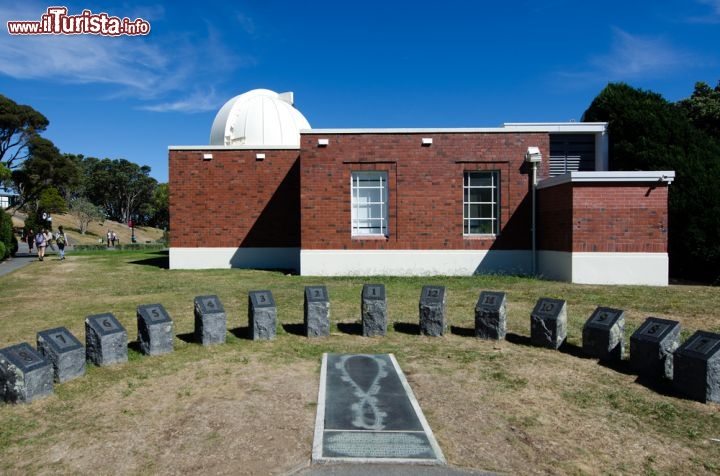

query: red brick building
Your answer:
[169,89,674,285]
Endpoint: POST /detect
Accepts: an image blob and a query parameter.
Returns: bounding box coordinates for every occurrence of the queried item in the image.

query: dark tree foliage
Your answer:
[81,157,157,225]
[0,207,18,259]
[583,82,720,283]
[11,137,81,210]
[0,94,49,171]
[677,81,720,141]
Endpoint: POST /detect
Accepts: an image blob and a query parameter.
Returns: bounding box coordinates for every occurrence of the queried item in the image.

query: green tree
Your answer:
[148,183,169,229]
[583,82,720,283]
[0,207,18,259]
[11,137,80,211]
[82,158,157,224]
[677,81,720,141]
[0,94,49,171]
[69,197,105,234]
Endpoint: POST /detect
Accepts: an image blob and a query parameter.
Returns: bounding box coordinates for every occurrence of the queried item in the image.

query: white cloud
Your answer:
[589,28,701,78]
[0,2,256,111]
[141,89,221,113]
[688,0,720,23]
[552,28,704,88]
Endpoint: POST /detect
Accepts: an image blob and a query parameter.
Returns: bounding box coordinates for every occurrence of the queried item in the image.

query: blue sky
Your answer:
[1,1,719,183]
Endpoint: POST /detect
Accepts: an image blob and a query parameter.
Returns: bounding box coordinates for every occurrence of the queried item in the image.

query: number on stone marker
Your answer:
[484,296,495,305]
[151,308,161,318]
[55,333,67,344]
[18,350,34,362]
[102,318,112,328]
[542,302,554,312]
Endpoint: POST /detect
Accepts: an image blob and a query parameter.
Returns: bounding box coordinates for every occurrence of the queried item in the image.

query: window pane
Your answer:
[352,171,388,236]
[463,171,499,235]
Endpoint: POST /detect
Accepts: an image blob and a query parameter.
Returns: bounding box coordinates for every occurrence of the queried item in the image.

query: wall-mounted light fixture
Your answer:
[202,153,213,161]
[255,153,265,161]
[318,138,329,147]
[525,146,542,163]
[421,137,433,146]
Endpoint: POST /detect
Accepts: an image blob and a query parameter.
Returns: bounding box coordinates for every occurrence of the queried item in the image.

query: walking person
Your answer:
[55,225,69,260]
[26,228,34,254]
[35,229,47,261]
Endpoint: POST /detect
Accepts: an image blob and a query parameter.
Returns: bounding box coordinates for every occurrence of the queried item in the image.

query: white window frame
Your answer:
[351,171,388,236]
[463,171,500,236]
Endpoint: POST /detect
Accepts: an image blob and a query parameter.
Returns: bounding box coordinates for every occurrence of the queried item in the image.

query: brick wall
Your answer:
[168,148,301,248]
[537,181,669,253]
[300,132,548,250]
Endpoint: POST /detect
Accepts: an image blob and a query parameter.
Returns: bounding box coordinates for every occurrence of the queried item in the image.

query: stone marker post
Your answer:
[248,290,277,340]
[673,330,720,403]
[419,285,446,337]
[85,313,128,366]
[0,342,53,403]
[36,327,85,382]
[475,291,507,340]
[304,286,330,337]
[137,304,174,356]
[361,284,387,337]
[582,307,625,362]
[530,298,567,349]
[194,295,226,345]
[630,317,680,380]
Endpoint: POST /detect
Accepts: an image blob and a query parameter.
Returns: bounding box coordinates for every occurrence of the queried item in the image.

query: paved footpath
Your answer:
[0,241,38,277]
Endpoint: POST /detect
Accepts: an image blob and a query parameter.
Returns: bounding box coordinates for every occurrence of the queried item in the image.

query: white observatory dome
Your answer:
[209,89,311,147]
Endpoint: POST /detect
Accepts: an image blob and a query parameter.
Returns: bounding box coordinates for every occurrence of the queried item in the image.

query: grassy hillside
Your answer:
[9,210,165,246]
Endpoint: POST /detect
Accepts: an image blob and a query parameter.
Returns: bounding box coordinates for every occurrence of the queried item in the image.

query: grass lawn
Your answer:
[1,249,719,475]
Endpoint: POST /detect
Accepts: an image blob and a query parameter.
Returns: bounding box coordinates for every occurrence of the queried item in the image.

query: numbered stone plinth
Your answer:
[37,327,85,383]
[361,284,387,337]
[85,313,128,366]
[304,286,330,337]
[419,285,446,337]
[630,317,680,380]
[673,330,720,403]
[582,307,625,362]
[0,343,53,403]
[194,295,226,345]
[137,304,174,356]
[475,291,507,340]
[530,298,567,349]
[248,290,277,340]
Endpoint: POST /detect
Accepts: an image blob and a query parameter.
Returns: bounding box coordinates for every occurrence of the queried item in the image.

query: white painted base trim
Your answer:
[300,249,531,276]
[169,247,300,271]
[538,250,669,286]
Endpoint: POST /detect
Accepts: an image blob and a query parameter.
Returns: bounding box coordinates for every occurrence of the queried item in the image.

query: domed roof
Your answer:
[209,89,311,147]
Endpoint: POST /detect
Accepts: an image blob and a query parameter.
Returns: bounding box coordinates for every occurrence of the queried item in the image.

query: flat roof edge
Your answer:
[302,122,607,134]
[537,171,675,189]
[168,145,300,151]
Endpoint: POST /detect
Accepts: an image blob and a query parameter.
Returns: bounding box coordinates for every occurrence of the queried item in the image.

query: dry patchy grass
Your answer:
[1,251,719,475]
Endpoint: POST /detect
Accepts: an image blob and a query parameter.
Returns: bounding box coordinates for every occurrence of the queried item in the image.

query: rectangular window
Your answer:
[463,171,499,235]
[351,171,388,236]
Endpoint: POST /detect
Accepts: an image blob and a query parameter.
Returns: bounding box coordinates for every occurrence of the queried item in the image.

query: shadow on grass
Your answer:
[393,322,419,335]
[229,326,251,340]
[337,322,362,335]
[634,374,678,398]
[282,323,306,336]
[505,332,532,346]
[450,325,475,337]
[129,250,169,269]
[176,332,197,344]
[558,341,587,359]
